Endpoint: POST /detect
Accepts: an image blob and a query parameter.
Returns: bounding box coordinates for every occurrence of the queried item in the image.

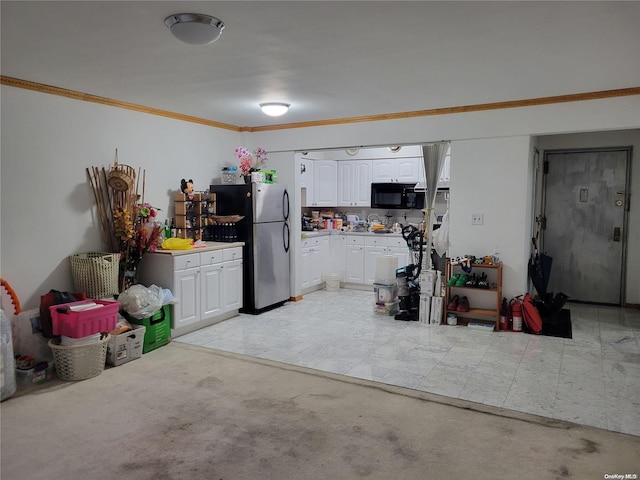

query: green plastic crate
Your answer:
[122,305,171,354]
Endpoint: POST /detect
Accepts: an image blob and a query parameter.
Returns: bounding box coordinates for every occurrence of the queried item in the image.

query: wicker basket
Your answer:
[48,334,110,381]
[69,252,119,298]
[107,163,135,191]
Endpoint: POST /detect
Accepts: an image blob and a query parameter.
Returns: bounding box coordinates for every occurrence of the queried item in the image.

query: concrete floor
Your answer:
[2,342,639,480]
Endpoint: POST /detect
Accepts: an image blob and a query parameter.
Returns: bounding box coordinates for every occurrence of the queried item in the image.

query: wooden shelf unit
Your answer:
[174,192,216,240]
[444,260,502,331]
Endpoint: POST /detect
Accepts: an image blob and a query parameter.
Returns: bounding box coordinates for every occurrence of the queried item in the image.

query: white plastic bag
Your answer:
[9,308,54,363]
[118,284,166,319]
[433,210,450,256]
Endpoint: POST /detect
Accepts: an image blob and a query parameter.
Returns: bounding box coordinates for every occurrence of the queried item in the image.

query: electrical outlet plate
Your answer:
[471,213,484,225]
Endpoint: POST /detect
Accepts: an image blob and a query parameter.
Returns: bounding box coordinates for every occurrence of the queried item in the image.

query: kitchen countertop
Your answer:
[302,230,403,238]
[150,241,245,256]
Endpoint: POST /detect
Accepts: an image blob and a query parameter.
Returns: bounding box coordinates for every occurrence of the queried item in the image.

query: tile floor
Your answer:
[176,289,640,437]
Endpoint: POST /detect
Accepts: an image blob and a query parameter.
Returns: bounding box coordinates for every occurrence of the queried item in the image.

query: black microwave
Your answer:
[370,183,425,209]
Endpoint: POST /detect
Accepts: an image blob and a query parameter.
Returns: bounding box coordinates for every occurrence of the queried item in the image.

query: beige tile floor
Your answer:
[176,289,640,436]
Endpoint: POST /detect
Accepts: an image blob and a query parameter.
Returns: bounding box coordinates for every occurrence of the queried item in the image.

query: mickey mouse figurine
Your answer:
[180,178,194,199]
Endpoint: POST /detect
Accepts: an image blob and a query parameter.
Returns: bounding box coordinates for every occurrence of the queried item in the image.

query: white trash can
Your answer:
[325,274,341,292]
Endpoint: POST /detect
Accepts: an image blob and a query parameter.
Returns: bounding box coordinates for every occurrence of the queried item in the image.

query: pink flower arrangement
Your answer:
[236,146,268,176]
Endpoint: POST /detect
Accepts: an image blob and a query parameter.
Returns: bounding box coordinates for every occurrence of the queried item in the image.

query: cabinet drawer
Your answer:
[174,253,200,271]
[345,235,364,246]
[365,236,388,247]
[223,247,243,261]
[302,236,322,248]
[200,250,223,265]
[387,237,406,248]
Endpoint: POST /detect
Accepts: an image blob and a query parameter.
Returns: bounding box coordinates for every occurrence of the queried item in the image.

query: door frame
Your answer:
[539,146,632,306]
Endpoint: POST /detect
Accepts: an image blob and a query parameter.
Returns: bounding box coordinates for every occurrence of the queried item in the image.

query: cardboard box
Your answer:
[430,297,443,325]
[419,295,431,324]
[106,324,146,366]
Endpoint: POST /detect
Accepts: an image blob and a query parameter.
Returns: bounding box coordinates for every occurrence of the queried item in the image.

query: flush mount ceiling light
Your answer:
[164,13,225,45]
[260,102,290,117]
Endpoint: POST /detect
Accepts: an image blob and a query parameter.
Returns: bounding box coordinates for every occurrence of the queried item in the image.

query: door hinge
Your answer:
[543,160,549,175]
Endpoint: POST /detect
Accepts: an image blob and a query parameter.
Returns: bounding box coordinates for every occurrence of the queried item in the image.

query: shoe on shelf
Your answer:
[447,273,460,286]
[447,295,459,310]
[465,273,478,288]
[455,274,468,286]
[477,273,489,289]
[457,296,470,312]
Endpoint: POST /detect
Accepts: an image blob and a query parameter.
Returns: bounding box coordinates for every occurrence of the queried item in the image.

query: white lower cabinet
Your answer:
[138,246,243,335]
[353,235,410,285]
[345,235,365,284]
[386,236,411,270]
[301,235,329,291]
[299,234,409,290]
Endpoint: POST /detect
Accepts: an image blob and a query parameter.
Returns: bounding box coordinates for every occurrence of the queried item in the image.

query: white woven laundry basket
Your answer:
[69,252,119,297]
[48,334,110,381]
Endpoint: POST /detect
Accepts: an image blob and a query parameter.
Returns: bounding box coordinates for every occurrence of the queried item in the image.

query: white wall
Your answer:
[448,136,533,300]
[1,87,239,309]
[2,86,639,309]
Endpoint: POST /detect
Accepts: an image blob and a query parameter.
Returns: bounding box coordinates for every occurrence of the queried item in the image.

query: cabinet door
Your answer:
[329,234,347,279]
[300,157,314,207]
[173,267,200,328]
[312,160,337,206]
[396,158,421,183]
[438,155,450,188]
[387,246,410,270]
[354,160,372,206]
[337,161,355,206]
[310,247,323,286]
[318,236,330,279]
[372,159,396,182]
[364,246,388,284]
[300,247,313,289]
[345,245,365,283]
[200,263,223,319]
[222,260,243,311]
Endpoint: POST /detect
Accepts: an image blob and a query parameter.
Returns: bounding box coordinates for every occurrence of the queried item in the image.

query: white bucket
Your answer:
[375,255,398,284]
[325,274,341,292]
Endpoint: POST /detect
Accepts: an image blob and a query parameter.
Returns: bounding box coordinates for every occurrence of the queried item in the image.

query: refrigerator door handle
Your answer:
[283,189,290,221]
[283,221,290,253]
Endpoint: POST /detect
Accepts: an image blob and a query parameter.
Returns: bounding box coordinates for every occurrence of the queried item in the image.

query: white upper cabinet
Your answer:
[338,160,372,207]
[312,160,338,207]
[438,155,451,188]
[372,157,422,183]
[300,157,314,207]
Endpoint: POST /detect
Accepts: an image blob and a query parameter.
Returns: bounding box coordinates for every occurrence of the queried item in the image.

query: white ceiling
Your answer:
[2,1,639,129]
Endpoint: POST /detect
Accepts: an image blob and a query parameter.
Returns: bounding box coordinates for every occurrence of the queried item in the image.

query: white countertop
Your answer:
[150,241,245,256]
[301,230,403,238]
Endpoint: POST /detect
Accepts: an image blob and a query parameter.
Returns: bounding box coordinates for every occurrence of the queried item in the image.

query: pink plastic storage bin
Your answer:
[50,299,118,338]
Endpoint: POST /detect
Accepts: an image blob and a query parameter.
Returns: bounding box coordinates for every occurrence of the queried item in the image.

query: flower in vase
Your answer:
[113,201,163,290]
[236,146,268,176]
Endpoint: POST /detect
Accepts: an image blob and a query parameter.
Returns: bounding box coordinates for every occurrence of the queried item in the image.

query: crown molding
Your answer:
[3,75,638,133]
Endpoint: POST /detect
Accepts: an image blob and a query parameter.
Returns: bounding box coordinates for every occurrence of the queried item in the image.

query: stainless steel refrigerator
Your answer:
[209,183,290,314]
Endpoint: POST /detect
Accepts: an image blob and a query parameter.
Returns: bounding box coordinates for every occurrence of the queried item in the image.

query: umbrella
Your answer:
[528,237,553,301]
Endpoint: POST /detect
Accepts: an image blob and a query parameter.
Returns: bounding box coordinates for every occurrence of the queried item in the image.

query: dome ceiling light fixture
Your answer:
[164,13,225,45]
[260,102,290,117]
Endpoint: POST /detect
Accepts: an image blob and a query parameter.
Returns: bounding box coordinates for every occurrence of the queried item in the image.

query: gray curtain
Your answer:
[421,142,449,210]
[421,142,450,269]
